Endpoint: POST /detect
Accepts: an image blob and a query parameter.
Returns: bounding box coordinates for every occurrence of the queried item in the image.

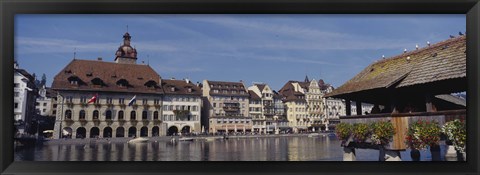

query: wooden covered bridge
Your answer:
[325,35,466,160]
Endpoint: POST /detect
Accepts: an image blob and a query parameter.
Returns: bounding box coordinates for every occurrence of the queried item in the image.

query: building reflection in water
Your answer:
[15,136,345,161]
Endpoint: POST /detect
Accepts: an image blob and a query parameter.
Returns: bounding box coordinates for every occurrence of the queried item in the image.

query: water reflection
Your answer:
[14,136,444,161]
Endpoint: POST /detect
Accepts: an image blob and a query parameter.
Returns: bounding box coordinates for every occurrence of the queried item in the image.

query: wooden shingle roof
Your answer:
[326,36,466,98]
[52,59,163,94]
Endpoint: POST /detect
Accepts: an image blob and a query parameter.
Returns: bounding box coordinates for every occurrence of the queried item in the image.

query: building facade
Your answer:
[36,86,56,117]
[202,80,252,134]
[51,32,167,139]
[161,79,202,136]
[279,81,308,133]
[14,61,38,135]
[248,84,275,134]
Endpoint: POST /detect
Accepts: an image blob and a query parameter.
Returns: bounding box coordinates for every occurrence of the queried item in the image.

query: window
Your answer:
[213,103,216,107]
[154,99,160,105]
[119,98,125,104]
[14,103,18,109]
[153,111,159,120]
[93,110,99,119]
[53,104,57,108]
[142,111,148,120]
[106,110,112,120]
[106,98,113,104]
[213,89,219,93]
[14,83,19,87]
[130,111,136,120]
[65,110,72,119]
[143,99,148,105]
[118,110,124,120]
[43,109,46,112]
[79,110,85,120]
[52,110,56,115]
[66,96,73,103]
[43,103,47,106]
[163,105,168,111]
[14,92,19,97]
[80,96,87,103]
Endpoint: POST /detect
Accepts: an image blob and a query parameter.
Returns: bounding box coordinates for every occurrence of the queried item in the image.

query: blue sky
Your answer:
[15,14,465,91]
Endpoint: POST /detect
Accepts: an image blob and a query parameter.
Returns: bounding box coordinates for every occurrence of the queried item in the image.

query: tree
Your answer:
[40,73,47,87]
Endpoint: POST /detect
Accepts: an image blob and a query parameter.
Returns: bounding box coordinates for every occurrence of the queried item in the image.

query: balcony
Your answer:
[223,106,239,112]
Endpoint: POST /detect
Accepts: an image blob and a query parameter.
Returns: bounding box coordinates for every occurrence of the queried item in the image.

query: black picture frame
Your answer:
[1,0,479,174]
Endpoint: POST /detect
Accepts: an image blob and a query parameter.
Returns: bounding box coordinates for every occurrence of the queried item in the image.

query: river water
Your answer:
[14,136,440,161]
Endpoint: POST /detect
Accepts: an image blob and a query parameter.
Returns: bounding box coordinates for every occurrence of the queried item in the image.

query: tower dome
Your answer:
[114,32,137,64]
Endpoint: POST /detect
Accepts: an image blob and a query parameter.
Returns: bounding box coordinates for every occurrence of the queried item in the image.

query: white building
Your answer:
[161,79,202,135]
[36,85,56,117]
[14,61,38,134]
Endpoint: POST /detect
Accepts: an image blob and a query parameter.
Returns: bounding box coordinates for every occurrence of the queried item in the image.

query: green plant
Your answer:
[352,123,370,142]
[370,120,395,145]
[442,119,466,152]
[335,122,352,142]
[405,119,441,150]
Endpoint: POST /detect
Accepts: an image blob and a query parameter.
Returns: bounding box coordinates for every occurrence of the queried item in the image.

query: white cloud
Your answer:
[16,37,178,54]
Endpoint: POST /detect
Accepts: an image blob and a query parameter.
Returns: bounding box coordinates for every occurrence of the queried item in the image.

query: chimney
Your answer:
[97,57,103,61]
[171,77,175,80]
[185,78,190,84]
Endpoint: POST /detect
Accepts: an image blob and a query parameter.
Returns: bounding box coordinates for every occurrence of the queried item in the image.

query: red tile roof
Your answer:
[52,59,163,94]
[161,79,202,96]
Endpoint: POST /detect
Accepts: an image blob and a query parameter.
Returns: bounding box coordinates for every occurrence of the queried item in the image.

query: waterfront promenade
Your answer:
[41,133,334,145]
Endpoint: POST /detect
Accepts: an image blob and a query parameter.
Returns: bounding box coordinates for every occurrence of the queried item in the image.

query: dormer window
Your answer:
[170,87,175,92]
[86,73,93,77]
[116,79,129,88]
[67,76,82,86]
[91,77,105,88]
[225,85,229,88]
[144,80,157,89]
[187,88,192,92]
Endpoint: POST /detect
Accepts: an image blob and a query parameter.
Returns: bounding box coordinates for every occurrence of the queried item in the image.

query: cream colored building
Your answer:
[202,80,252,134]
[279,81,308,133]
[51,32,167,139]
[161,79,202,135]
[248,83,275,134]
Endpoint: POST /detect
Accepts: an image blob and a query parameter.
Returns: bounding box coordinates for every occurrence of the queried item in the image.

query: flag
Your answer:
[87,94,98,104]
[128,95,137,106]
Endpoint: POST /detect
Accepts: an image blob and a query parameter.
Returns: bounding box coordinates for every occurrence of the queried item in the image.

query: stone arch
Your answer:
[152,126,160,137]
[103,127,113,138]
[116,127,125,137]
[90,127,100,138]
[76,127,86,138]
[62,127,72,138]
[181,125,191,134]
[140,126,148,137]
[167,126,178,136]
[128,127,137,137]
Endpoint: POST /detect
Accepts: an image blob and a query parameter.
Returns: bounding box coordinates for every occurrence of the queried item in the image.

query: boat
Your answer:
[127,137,149,143]
[179,137,194,141]
[308,133,320,137]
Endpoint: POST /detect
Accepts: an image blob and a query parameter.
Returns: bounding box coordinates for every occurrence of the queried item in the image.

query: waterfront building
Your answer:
[161,79,202,136]
[35,86,57,117]
[278,80,308,133]
[248,83,275,134]
[304,77,324,131]
[273,91,289,133]
[202,80,252,134]
[325,35,467,153]
[248,90,263,133]
[51,32,167,139]
[14,61,38,134]
[278,77,325,133]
